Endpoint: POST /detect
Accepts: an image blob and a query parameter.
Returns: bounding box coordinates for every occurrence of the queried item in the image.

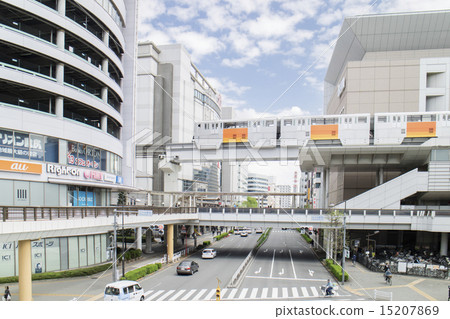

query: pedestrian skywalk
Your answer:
[144,286,349,301]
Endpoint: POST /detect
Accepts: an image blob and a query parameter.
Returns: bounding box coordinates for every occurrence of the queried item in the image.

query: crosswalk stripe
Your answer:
[261,287,269,299]
[204,289,216,300]
[311,287,319,297]
[272,287,278,298]
[227,288,238,300]
[301,287,309,297]
[220,288,228,299]
[291,287,299,298]
[144,290,154,298]
[146,290,165,301]
[238,288,248,299]
[181,289,197,301]
[282,287,288,299]
[168,289,186,301]
[250,288,258,299]
[193,289,208,301]
[157,290,175,301]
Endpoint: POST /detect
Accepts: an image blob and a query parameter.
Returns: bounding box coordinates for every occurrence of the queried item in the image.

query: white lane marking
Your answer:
[254,267,261,274]
[146,290,165,301]
[279,268,285,275]
[291,287,299,298]
[301,287,309,297]
[246,275,328,282]
[180,289,197,301]
[227,288,238,299]
[157,290,175,301]
[168,289,185,301]
[261,288,269,299]
[193,289,207,301]
[289,249,297,279]
[238,288,248,299]
[204,288,216,300]
[250,288,258,299]
[144,290,153,298]
[309,269,315,277]
[282,287,288,299]
[220,288,228,298]
[270,249,276,278]
[272,287,278,298]
[311,287,319,297]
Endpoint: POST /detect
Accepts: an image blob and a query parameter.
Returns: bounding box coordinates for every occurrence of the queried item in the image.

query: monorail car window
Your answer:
[266,120,274,127]
[358,116,367,123]
[378,116,387,123]
[284,119,292,126]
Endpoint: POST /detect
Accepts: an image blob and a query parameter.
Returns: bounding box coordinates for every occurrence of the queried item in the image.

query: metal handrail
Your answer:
[0,206,198,222]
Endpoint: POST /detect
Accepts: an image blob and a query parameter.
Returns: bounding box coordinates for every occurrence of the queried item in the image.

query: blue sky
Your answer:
[138,0,450,184]
[138,0,450,120]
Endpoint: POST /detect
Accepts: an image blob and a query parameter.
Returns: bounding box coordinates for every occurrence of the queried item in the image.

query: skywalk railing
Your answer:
[0,206,198,222]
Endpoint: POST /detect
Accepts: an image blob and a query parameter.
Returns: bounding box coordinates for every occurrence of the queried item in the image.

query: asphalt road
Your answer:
[140,231,259,301]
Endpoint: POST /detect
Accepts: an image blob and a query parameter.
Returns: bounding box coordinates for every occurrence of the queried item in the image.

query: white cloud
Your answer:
[208,77,251,97]
[233,105,309,120]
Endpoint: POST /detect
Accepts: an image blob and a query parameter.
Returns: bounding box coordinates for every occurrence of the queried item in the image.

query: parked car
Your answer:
[245,228,252,234]
[104,280,145,301]
[176,260,199,275]
[202,248,217,259]
[240,231,248,237]
[255,227,263,234]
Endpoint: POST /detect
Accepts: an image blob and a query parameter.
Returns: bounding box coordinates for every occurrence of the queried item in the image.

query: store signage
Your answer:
[103,173,116,183]
[83,170,103,181]
[0,159,42,174]
[46,164,80,176]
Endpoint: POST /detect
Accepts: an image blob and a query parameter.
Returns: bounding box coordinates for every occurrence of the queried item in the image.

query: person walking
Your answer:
[3,286,11,301]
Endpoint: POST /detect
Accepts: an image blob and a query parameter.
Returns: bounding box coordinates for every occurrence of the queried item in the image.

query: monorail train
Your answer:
[193,111,450,149]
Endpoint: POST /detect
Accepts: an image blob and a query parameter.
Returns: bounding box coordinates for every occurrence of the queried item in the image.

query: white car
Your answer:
[255,228,263,234]
[240,231,248,237]
[104,280,145,301]
[202,248,217,259]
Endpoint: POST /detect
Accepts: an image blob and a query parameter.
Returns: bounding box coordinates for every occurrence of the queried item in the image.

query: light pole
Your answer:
[112,209,118,282]
[341,212,346,284]
[122,208,125,278]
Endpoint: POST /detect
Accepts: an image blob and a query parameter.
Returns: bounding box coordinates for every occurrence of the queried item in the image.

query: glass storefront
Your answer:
[0,234,110,277]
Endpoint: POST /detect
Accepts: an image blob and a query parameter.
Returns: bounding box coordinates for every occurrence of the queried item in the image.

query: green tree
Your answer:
[117,191,127,205]
[241,196,258,208]
[326,209,345,263]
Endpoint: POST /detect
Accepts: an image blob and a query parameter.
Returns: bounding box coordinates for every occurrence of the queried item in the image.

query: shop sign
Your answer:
[83,170,103,181]
[0,159,42,174]
[46,164,80,177]
[116,176,123,184]
[103,173,116,183]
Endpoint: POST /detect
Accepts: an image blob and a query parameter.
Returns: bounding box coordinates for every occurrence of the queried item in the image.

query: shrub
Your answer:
[0,263,112,284]
[203,241,211,246]
[325,259,348,281]
[122,262,160,281]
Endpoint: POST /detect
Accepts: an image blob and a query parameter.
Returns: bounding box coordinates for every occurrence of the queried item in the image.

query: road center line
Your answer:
[289,249,297,279]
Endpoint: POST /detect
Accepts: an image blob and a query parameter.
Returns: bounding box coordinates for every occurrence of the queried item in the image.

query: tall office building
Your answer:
[136,43,222,199]
[276,184,292,208]
[324,10,450,208]
[0,0,137,207]
[247,172,271,207]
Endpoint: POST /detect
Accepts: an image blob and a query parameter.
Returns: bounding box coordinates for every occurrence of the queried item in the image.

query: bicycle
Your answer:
[385,274,392,286]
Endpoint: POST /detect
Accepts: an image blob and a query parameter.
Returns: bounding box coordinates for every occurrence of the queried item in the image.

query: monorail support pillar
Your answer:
[440,232,448,257]
[18,240,32,301]
[167,224,174,263]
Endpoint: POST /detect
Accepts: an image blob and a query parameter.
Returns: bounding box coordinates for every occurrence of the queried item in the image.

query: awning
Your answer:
[47,177,140,191]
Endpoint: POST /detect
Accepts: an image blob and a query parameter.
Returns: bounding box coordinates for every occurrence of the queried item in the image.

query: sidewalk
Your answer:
[341,260,450,301]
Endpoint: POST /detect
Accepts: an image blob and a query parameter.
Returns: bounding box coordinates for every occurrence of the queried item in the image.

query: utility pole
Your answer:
[341,212,346,285]
[112,209,118,282]
[122,209,125,278]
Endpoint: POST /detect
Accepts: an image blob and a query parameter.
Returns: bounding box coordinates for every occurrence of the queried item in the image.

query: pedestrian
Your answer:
[3,286,11,301]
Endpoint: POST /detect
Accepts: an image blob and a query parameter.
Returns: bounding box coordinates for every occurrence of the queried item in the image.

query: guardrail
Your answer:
[0,206,198,222]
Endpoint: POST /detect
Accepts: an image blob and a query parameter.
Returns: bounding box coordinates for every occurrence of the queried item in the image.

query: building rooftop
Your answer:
[325,10,450,86]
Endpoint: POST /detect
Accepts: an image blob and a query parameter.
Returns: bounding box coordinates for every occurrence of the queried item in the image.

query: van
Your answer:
[104,280,145,301]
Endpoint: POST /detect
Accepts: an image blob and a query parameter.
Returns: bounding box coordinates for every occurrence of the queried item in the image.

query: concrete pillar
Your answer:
[397,230,404,248]
[136,227,142,251]
[18,240,32,301]
[56,29,65,50]
[102,58,109,74]
[57,0,66,14]
[167,224,174,262]
[101,115,108,132]
[440,232,448,257]
[145,228,153,253]
[377,168,384,186]
[103,30,110,46]
[55,96,64,118]
[101,87,108,103]
[56,63,64,84]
